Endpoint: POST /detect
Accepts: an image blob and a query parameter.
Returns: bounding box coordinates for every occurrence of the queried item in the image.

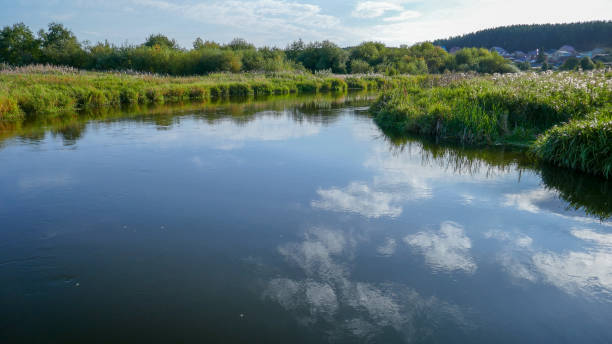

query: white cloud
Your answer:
[352,1,404,18]
[312,182,403,218]
[405,221,477,273]
[383,10,421,21]
[135,0,342,44]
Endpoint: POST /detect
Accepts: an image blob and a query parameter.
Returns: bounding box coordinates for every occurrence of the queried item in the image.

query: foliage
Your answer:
[580,57,595,71]
[560,57,580,71]
[349,59,372,74]
[144,34,180,50]
[0,22,528,76]
[0,23,40,65]
[38,22,87,67]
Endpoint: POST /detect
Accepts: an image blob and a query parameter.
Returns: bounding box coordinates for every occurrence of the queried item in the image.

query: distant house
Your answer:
[490,46,509,57]
[558,45,577,55]
[548,45,578,64]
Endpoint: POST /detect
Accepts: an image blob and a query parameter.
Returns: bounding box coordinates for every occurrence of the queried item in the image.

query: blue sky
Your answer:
[1,0,610,48]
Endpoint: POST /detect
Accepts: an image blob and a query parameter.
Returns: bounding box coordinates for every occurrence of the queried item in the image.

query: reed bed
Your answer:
[371,70,612,177]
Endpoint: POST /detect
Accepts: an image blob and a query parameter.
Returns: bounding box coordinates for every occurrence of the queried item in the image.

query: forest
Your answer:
[433,21,612,52]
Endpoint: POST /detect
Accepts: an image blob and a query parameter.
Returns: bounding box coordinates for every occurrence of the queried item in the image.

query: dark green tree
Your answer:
[38,22,87,67]
[560,57,580,70]
[579,57,595,70]
[0,23,41,65]
[225,38,255,51]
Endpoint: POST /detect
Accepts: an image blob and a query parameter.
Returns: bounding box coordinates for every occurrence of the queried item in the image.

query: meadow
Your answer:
[0,65,413,120]
[371,70,612,177]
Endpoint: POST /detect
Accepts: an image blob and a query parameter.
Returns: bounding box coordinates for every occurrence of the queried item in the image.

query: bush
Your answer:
[350,59,372,74]
[560,57,580,70]
[580,57,595,71]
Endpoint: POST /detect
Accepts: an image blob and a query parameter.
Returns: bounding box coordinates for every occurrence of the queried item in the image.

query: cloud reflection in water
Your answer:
[405,222,477,274]
[264,227,470,341]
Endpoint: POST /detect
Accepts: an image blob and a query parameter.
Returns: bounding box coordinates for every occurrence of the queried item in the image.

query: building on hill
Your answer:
[557,45,577,55]
[490,46,509,57]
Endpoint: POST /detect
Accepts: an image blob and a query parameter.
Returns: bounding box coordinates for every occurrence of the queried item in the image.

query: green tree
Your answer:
[144,34,179,49]
[0,23,41,65]
[296,40,348,73]
[516,61,531,71]
[560,57,580,70]
[350,41,385,65]
[579,57,595,70]
[349,59,371,73]
[38,22,87,67]
[408,42,448,73]
[225,38,255,51]
[193,38,220,50]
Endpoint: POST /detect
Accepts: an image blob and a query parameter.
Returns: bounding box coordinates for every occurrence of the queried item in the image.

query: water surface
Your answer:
[1,93,611,343]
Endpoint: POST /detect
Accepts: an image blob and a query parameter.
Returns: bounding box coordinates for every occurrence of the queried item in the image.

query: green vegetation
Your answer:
[532,108,612,178]
[0,65,418,119]
[434,21,612,51]
[371,70,612,177]
[1,22,519,76]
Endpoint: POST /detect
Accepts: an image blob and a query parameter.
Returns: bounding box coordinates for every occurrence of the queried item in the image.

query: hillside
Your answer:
[433,21,612,52]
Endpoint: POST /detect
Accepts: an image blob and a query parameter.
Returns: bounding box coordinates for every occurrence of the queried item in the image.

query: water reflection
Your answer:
[486,227,612,302]
[312,182,404,218]
[0,92,376,148]
[378,134,612,221]
[405,222,477,274]
[264,227,471,342]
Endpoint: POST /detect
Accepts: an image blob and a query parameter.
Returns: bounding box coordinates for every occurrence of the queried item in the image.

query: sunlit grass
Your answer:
[372,70,612,177]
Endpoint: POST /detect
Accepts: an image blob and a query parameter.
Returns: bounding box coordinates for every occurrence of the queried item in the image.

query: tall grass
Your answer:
[0,66,416,120]
[372,70,612,177]
[532,107,612,178]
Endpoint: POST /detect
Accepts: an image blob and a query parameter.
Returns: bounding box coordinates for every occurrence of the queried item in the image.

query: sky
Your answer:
[1,0,611,48]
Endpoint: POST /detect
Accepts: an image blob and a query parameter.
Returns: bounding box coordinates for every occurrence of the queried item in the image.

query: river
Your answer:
[1,93,611,343]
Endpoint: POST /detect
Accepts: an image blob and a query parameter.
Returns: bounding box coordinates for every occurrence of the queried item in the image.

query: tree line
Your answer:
[0,22,520,76]
[433,21,612,52]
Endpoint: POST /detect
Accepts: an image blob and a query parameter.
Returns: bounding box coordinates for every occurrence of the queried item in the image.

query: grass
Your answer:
[532,107,612,178]
[0,65,416,120]
[371,70,612,177]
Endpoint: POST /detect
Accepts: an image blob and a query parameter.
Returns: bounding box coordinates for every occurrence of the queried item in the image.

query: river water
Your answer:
[1,93,611,343]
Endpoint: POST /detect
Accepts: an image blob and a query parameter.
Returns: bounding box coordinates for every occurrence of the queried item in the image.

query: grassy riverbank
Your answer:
[0,65,417,120]
[371,70,612,177]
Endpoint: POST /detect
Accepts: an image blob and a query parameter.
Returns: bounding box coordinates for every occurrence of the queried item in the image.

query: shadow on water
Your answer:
[381,131,612,221]
[0,91,377,147]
